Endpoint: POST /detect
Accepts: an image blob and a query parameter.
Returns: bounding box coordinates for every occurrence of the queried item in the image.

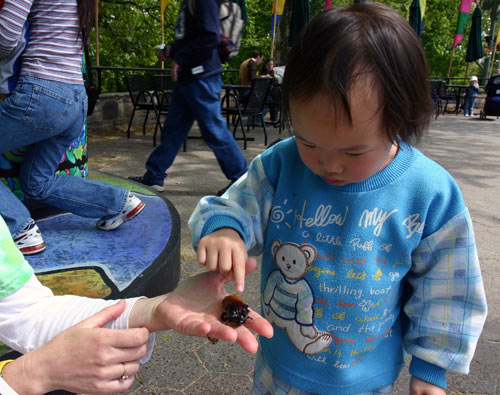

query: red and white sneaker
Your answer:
[14,220,46,255]
[96,193,145,231]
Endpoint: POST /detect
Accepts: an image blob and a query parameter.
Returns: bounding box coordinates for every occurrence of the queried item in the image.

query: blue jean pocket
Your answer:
[16,82,73,135]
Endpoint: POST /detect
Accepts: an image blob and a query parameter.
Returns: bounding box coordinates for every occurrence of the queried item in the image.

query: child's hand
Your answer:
[197,228,248,293]
[409,376,446,395]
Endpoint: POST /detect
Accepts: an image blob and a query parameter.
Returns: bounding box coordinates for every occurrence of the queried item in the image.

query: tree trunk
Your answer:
[273,1,293,66]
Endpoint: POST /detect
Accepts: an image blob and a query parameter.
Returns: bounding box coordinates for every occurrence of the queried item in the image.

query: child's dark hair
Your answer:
[282,2,433,144]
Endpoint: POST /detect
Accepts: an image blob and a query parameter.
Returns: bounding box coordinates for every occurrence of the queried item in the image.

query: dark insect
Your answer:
[220,295,252,327]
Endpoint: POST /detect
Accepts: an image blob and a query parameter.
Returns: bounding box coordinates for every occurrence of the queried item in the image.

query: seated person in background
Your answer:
[239,49,263,86]
[259,58,280,124]
[238,50,265,127]
[0,215,272,394]
[259,58,276,80]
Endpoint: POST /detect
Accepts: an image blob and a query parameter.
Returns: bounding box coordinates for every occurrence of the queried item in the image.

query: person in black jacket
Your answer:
[130,0,247,195]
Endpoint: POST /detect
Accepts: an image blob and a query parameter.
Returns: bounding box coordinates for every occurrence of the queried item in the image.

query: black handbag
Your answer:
[84,44,99,116]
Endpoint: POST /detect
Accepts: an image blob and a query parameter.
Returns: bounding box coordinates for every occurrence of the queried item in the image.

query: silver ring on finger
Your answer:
[119,362,129,381]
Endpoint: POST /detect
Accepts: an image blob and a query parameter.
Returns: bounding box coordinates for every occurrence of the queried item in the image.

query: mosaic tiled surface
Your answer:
[29,193,173,295]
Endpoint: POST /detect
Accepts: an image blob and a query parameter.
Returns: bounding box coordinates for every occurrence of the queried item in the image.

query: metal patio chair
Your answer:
[125,74,163,146]
[221,77,272,149]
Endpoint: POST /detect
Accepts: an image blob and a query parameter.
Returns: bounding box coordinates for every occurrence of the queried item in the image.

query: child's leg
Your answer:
[251,350,394,395]
[470,97,477,116]
[464,98,470,116]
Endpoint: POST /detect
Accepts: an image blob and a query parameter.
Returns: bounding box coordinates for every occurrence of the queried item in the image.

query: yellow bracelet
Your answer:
[0,360,13,375]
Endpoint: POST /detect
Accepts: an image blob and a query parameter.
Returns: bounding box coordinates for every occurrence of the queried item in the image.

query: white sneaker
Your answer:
[96,193,145,231]
[14,219,46,255]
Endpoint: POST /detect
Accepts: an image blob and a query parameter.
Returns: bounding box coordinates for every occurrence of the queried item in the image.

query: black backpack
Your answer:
[188,0,244,63]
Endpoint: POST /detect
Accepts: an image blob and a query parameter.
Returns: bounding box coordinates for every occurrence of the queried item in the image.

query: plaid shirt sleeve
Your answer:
[403,208,487,374]
[188,155,275,256]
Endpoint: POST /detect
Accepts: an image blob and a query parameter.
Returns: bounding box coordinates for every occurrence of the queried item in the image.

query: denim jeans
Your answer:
[0,76,128,236]
[262,105,279,122]
[144,73,247,185]
[464,96,477,116]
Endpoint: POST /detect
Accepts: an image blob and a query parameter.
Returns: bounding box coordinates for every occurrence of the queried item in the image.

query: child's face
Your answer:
[290,85,397,187]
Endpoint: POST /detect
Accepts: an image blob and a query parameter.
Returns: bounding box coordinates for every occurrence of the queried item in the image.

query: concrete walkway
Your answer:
[87,113,500,394]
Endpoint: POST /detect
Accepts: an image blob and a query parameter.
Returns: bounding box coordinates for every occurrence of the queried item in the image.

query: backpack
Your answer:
[188,0,244,63]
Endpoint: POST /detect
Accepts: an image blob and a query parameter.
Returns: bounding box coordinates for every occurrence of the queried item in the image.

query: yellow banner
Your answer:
[272,0,286,15]
[419,0,426,18]
[497,13,500,46]
[160,0,170,17]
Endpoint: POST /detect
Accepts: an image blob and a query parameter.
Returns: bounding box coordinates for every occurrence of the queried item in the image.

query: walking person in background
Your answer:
[464,75,480,117]
[0,0,145,256]
[130,0,247,197]
[188,3,487,394]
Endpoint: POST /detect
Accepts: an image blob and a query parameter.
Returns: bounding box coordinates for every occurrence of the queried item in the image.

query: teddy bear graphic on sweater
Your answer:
[263,240,332,354]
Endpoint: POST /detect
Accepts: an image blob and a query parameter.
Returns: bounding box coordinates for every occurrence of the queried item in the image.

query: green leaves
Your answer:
[89,0,500,92]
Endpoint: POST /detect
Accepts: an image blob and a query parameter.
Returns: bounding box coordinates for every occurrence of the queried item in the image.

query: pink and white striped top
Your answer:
[0,0,83,84]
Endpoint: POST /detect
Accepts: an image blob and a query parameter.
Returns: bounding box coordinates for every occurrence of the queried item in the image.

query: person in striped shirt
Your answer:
[0,0,145,256]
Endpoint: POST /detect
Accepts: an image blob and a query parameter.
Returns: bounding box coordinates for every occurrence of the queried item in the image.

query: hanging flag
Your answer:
[289,0,310,46]
[324,0,332,10]
[466,4,483,62]
[419,0,426,18]
[160,0,170,17]
[271,0,286,37]
[496,13,500,46]
[409,0,422,37]
[452,0,473,49]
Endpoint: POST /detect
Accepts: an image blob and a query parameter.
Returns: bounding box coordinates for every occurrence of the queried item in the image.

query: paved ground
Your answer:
[87,113,500,394]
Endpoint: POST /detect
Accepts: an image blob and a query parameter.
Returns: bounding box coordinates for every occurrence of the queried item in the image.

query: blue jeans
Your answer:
[144,74,247,185]
[0,76,128,236]
[262,105,279,122]
[464,96,477,116]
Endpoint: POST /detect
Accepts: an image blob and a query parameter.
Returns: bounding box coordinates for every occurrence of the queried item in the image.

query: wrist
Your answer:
[129,294,170,332]
[0,360,16,395]
[409,356,447,389]
[2,354,50,395]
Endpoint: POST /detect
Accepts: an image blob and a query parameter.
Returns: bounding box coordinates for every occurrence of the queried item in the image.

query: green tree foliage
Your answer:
[90,0,500,92]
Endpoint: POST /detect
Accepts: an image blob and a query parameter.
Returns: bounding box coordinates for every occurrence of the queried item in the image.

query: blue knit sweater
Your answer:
[189,137,487,394]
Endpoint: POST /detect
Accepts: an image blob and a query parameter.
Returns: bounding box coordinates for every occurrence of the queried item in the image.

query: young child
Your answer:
[188,3,487,394]
[464,76,480,117]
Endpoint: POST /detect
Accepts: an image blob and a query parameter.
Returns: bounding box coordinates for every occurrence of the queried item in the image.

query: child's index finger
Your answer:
[234,262,245,293]
[232,247,247,293]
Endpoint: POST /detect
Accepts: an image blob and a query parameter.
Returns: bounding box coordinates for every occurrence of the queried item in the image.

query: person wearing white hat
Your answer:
[464,76,480,116]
